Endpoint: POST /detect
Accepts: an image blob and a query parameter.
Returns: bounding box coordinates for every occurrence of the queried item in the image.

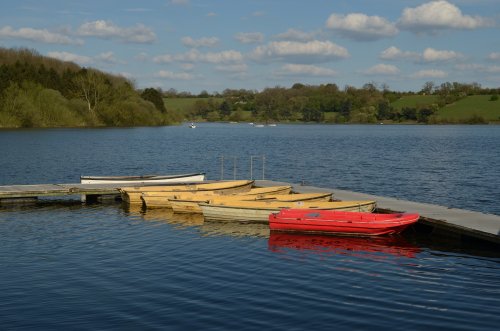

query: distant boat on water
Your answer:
[189,122,196,128]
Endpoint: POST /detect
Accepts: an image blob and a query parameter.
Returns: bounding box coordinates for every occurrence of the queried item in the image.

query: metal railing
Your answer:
[220,155,265,180]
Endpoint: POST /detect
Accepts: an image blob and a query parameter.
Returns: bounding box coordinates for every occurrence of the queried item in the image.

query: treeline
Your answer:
[1,47,498,128]
[0,47,173,128]
[176,82,499,124]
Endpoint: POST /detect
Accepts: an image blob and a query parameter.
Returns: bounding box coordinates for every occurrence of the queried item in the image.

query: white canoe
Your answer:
[80,172,205,184]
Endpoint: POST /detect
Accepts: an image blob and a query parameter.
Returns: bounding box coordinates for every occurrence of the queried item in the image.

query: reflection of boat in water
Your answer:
[268,232,421,258]
[134,206,269,238]
[201,221,269,238]
[141,208,204,228]
[136,208,268,238]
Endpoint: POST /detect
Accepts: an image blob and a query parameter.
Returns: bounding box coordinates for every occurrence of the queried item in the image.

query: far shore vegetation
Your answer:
[1,47,499,129]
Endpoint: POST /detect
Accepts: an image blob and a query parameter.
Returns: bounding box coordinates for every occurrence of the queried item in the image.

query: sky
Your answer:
[0,0,499,94]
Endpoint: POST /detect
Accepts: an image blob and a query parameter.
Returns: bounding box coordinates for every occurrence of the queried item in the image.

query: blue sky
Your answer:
[1,0,499,93]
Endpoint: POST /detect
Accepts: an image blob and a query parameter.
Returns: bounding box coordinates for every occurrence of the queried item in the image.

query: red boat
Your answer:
[269,209,419,236]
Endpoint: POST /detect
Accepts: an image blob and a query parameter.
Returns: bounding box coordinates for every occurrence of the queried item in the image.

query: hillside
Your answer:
[435,95,500,122]
[390,95,439,110]
[0,47,171,128]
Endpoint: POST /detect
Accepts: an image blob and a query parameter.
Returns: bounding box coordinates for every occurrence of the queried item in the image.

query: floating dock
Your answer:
[0,183,122,203]
[0,180,499,245]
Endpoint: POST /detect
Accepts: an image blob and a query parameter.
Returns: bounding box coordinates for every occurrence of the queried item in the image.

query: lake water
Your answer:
[1,124,499,330]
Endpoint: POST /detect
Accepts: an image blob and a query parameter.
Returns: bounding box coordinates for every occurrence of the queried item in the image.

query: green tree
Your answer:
[219,100,232,118]
[141,88,167,113]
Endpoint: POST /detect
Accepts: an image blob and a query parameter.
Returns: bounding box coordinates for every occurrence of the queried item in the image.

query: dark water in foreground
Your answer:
[0,124,499,330]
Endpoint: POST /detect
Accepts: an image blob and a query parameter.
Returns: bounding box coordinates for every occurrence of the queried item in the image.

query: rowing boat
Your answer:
[199,200,376,223]
[80,172,205,184]
[121,180,254,204]
[170,192,333,214]
[269,209,419,236]
[142,185,291,208]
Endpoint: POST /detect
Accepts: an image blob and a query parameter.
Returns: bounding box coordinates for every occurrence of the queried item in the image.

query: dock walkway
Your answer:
[0,183,121,201]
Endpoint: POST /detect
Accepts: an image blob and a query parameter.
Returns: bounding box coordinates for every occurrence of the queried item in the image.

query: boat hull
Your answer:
[122,180,254,205]
[142,185,291,209]
[269,209,419,236]
[80,173,205,184]
[200,200,376,223]
[170,192,333,214]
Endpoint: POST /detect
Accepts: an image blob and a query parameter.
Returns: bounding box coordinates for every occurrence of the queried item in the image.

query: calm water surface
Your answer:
[0,124,499,330]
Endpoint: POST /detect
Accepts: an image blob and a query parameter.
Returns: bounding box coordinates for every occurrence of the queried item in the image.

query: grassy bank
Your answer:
[391,95,439,110]
[436,95,500,122]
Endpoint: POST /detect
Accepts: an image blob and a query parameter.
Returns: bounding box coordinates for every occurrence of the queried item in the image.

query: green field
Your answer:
[163,97,201,113]
[391,95,439,110]
[436,95,500,122]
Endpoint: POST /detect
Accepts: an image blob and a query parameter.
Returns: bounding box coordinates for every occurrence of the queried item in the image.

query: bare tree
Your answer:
[73,69,107,118]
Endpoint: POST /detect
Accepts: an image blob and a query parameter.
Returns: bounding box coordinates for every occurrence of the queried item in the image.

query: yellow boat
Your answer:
[120,180,254,204]
[142,185,291,209]
[169,192,333,214]
[257,192,332,202]
[199,200,376,223]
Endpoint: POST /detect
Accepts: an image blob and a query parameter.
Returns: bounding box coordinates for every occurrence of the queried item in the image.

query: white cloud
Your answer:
[215,63,248,73]
[363,64,400,75]
[234,32,264,44]
[135,52,149,61]
[422,48,463,62]
[124,8,151,13]
[0,25,82,45]
[170,0,189,5]
[411,69,448,79]
[456,63,500,74]
[153,49,244,64]
[380,46,419,61]
[95,51,124,64]
[252,11,266,17]
[155,70,194,80]
[379,46,463,63]
[487,52,500,61]
[77,20,156,43]
[326,13,398,41]
[47,50,124,65]
[180,63,195,70]
[181,36,219,48]
[274,28,316,41]
[398,0,494,34]
[46,51,92,64]
[277,64,338,77]
[250,40,349,63]
[117,72,134,80]
[485,66,500,74]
